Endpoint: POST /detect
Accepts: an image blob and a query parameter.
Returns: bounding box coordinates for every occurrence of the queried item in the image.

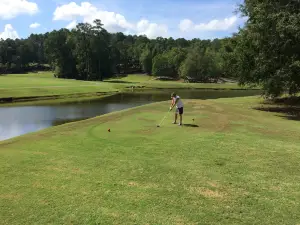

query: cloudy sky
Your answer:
[0,0,245,40]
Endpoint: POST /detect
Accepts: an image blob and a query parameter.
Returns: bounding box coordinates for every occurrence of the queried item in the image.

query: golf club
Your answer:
[157,111,170,127]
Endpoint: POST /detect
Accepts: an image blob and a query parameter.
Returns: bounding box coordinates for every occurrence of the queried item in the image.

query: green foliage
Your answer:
[0,34,47,74]
[140,48,152,74]
[228,0,300,97]
[152,54,173,77]
[151,47,187,78]
[44,29,77,79]
[180,47,220,82]
[0,19,233,82]
[167,47,187,76]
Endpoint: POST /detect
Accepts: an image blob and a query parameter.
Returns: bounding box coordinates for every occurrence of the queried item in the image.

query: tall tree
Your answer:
[44,29,77,78]
[140,47,152,74]
[232,0,300,97]
[180,47,219,82]
[0,17,236,82]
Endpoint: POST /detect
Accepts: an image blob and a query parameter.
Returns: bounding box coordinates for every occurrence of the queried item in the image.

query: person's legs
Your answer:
[174,112,178,124]
[179,107,183,125]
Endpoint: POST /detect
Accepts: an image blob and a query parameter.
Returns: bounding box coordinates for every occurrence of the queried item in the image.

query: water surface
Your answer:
[0,89,261,141]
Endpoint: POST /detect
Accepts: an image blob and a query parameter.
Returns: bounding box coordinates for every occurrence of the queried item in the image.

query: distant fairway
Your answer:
[0,72,251,100]
[0,72,117,98]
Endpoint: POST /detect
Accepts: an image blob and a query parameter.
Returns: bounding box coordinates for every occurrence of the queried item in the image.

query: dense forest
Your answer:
[0,0,299,97]
[0,19,228,82]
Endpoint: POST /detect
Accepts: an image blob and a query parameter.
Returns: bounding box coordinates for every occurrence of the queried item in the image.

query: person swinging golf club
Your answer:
[169,92,184,126]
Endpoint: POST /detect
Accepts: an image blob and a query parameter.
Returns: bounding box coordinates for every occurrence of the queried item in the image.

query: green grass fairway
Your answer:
[0,72,118,98]
[0,72,253,100]
[105,74,246,90]
[1,97,300,224]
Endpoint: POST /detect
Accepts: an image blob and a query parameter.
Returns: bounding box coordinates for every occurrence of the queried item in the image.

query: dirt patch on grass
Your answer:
[72,168,87,174]
[187,186,226,199]
[127,181,159,189]
[207,181,218,188]
[32,182,44,188]
[199,188,224,198]
[31,151,48,155]
[47,166,65,172]
[107,212,119,218]
[270,186,282,191]
[39,199,49,205]
[0,193,22,200]
[44,166,87,175]
[135,128,156,135]
[174,217,197,225]
[128,181,139,187]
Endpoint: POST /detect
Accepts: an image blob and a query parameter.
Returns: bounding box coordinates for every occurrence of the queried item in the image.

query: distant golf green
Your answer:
[1,97,300,224]
[0,72,254,100]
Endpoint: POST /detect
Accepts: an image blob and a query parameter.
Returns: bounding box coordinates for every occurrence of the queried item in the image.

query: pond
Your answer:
[0,89,261,141]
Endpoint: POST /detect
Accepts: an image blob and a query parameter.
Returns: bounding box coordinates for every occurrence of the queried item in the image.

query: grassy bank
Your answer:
[0,72,118,99]
[107,74,245,90]
[0,72,257,103]
[1,97,299,224]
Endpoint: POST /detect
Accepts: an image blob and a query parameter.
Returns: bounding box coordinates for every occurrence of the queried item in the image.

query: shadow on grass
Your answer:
[263,96,300,106]
[254,99,300,122]
[104,80,134,84]
[183,124,199,127]
[278,114,300,121]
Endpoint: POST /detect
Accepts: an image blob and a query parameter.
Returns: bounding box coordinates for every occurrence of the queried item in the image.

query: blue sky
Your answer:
[0,0,245,40]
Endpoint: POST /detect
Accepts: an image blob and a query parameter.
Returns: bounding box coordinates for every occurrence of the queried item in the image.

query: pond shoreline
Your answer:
[0,89,262,141]
[0,86,261,106]
[0,91,120,105]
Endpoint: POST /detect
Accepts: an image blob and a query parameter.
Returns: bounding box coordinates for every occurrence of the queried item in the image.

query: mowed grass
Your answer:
[0,72,251,99]
[1,97,300,224]
[0,72,118,98]
[106,74,246,90]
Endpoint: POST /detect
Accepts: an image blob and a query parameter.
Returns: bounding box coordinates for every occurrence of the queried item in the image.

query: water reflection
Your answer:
[0,89,261,141]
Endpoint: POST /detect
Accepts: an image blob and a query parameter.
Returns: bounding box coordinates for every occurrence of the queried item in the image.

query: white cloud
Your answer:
[179,19,194,32]
[53,2,168,38]
[179,16,238,32]
[136,20,168,38]
[53,2,95,21]
[66,20,77,30]
[0,0,38,20]
[0,24,19,40]
[29,22,40,29]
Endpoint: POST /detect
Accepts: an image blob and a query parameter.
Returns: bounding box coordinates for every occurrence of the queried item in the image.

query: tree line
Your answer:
[0,19,234,82]
[0,0,299,97]
[226,0,300,97]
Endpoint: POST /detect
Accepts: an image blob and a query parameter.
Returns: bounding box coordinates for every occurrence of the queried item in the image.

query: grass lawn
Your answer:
[0,72,118,98]
[0,72,254,99]
[105,74,248,90]
[1,97,300,224]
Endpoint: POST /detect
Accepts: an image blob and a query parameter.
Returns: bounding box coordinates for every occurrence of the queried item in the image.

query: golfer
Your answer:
[169,92,184,126]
